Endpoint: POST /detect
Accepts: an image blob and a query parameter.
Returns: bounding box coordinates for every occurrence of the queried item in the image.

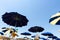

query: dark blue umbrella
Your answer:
[31,35,35,38]
[21,32,31,38]
[29,26,44,40]
[41,32,53,40]
[21,32,31,36]
[31,36,35,38]
[0,32,4,35]
[28,26,44,33]
[2,27,6,29]
[48,36,57,40]
[41,32,53,36]
[2,12,29,27]
[2,30,8,33]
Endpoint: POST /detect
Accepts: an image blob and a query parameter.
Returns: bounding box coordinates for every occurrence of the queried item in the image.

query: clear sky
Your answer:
[0,0,60,39]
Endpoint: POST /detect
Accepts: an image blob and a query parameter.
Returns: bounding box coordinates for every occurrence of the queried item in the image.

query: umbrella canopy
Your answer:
[41,32,53,36]
[21,32,31,36]
[28,26,44,33]
[2,27,6,29]
[2,12,29,27]
[49,12,60,25]
[0,32,4,35]
[31,36,35,38]
[48,36,57,39]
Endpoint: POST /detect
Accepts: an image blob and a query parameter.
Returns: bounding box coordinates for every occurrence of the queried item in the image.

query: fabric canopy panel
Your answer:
[28,26,44,33]
[49,12,60,25]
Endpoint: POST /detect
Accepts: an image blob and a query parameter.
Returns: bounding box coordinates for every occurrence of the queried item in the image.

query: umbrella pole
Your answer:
[15,22,18,33]
[34,38,39,40]
[52,39,54,40]
[47,36,48,40]
[34,33,39,40]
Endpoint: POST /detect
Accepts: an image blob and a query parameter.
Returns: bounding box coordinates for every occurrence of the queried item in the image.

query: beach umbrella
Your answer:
[41,32,53,40]
[2,27,6,29]
[28,26,44,33]
[48,36,57,40]
[41,32,53,36]
[0,32,4,35]
[21,32,31,36]
[49,12,60,25]
[28,26,44,40]
[2,12,29,27]
[31,35,35,37]
[21,32,31,38]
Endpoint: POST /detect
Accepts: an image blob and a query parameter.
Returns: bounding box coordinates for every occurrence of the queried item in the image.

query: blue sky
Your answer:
[0,0,60,39]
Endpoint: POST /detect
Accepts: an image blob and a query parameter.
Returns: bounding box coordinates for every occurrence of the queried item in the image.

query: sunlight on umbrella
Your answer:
[48,36,57,40]
[49,12,60,25]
